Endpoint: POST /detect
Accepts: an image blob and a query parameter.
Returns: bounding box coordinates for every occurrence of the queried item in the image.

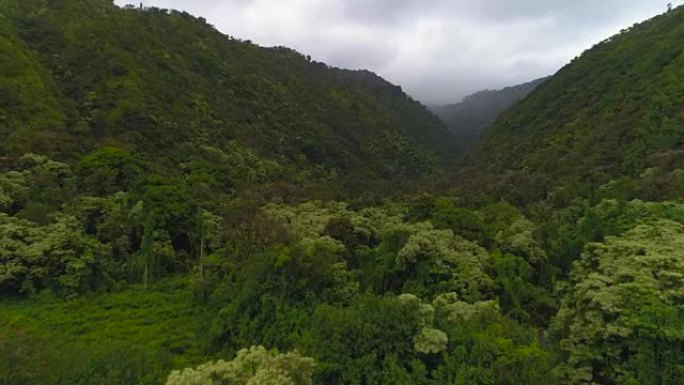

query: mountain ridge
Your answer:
[457,6,684,203]
[0,0,455,191]
[433,77,548,151]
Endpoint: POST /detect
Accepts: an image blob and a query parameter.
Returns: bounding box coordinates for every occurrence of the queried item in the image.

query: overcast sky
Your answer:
[114,0,679,104]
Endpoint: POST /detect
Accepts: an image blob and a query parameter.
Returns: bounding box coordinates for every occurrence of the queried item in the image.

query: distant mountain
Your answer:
[0,0,454,189]
[459,6,684,204]
[433,78,547,151]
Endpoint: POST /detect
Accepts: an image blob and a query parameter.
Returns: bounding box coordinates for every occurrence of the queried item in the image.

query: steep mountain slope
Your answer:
[0,0,453,185]
[460,7,684,203]
[434,77,547,151]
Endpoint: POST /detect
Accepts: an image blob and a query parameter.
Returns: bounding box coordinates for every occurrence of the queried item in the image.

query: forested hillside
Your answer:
[460,6,684,204]
[434,77,547,151]
[0,0,453,189]
[2,1,684,385]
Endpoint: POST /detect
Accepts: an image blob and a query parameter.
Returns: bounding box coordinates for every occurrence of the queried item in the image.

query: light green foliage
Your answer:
[325,262,359,304]
[552,219,684,384]
[399,295,444,357]
[167,346,314,385]
[0,184,12,211]
[266,201,494,299]
[495,218,546,263]
[433,292,500,324]
[413,327,448,354]
[0,212,110,296]
[0,153,72,221]
[277,235,347,293]
[0,188,559,385]
[398,227,486,268]
[399,293,436,327]
[204,198,553,384]
[0,214,39,293]
[76,146,142,195]
[397,226,494,300]
[264,201,396,241]
[35,214,111,295]
[294,236,345,261]
[194,142,283,189]
[68,192,144,282]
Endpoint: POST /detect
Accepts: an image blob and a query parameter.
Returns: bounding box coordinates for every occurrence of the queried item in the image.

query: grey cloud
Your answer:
[324,41,398,71]
[331,0,663,27]
[340,0,418,23]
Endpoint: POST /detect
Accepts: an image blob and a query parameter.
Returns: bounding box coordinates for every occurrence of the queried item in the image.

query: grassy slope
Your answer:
[0,278,207,385]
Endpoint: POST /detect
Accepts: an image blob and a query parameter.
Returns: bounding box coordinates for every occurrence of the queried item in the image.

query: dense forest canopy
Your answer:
[0,0,454,193]
[459,6,684,204]
[1,1,684,385]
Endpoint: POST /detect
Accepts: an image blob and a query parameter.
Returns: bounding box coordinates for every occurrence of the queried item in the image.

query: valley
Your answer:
[1,1,684,385]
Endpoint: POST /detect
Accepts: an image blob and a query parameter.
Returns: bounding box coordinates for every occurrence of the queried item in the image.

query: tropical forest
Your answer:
[1,1,684,384]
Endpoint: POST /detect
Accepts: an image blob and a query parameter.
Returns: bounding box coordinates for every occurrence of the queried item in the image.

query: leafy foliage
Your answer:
[1,1,684,384]
[167,346,315,385]
[552,216,684,384]
[461,6,684,203]
[0,0,453,189]
[0,278,202,385]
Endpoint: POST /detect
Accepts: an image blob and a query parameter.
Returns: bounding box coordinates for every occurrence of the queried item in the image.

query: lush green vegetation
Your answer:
[5,180,684,384]
[0,278,203,385]
[166,346,315,385]
[552,209,684,384]
[461,6,684,204]
[0,0,454,192]
[1,1,684,385]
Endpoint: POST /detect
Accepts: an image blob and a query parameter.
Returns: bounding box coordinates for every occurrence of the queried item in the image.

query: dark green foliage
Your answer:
[305,295,422,384]
[461,6,684,203]
[2,0,684,384]
[0,0,453,188]
[76,146,143,196]
[430,198,486,242]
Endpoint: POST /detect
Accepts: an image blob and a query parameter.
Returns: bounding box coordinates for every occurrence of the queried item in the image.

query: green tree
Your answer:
[76,146,143,196]
[166,346,314,385]
[552,219,684,385]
